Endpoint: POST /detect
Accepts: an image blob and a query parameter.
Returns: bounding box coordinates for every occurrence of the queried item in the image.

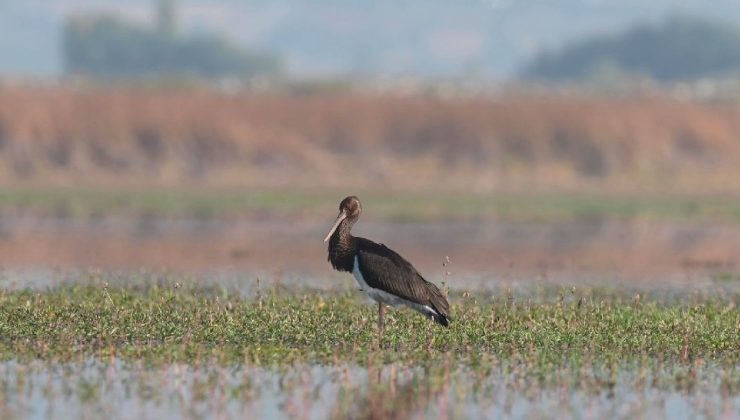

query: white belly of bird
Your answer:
[352,256,436,316]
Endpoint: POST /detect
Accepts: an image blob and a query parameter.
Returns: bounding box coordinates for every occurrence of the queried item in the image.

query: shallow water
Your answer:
[1,266,737,303]
[0,359,736,420]
[0,216,739,280]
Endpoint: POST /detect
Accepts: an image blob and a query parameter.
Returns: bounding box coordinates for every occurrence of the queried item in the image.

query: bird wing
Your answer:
[356,238,449,317]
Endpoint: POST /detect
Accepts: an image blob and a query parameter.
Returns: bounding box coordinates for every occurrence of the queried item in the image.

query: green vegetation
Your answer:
[714,272,740,283]
[2,187,740,224]
[524,15,740,81]
[0,285,736,372]
[0,282,736,418]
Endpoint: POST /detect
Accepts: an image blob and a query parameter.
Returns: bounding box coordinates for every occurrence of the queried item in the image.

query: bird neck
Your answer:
[328,218,357,272]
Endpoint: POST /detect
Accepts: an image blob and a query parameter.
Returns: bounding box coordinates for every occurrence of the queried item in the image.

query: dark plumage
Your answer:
[324,196,451,329]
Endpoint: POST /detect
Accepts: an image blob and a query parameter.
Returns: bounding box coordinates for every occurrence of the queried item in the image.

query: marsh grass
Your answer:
[0,285,736,376]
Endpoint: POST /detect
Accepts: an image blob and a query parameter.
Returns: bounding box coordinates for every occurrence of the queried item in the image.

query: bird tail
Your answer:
[430,311,451,327]
[425,281,451,327]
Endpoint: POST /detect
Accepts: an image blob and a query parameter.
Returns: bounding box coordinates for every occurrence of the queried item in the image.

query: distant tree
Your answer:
[522,16,740,81]
[62,3,281,80]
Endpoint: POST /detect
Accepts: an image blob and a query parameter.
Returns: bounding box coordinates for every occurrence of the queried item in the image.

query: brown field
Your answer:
[1,85,740,192]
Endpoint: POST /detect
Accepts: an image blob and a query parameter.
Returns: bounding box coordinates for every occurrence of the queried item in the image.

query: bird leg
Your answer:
[378,302,385,335]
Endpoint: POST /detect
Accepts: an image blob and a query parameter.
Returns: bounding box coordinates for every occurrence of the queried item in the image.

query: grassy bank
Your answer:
[2,187,740,223]
[0,285,736,371]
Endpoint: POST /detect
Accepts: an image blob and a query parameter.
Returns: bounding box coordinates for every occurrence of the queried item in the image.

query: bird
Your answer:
[324,196,451,333]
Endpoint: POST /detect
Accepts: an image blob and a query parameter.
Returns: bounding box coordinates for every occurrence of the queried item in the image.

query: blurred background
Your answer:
[1,0,739,291]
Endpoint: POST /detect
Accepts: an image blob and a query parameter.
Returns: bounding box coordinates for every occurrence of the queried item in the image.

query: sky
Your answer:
[1,0,739,80]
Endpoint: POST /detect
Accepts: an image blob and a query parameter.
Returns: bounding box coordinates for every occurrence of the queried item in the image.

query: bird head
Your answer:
[323,196,362,242]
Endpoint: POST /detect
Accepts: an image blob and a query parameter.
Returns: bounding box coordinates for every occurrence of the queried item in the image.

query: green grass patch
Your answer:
[2,187,740,223]
[0,285,736,369]
[714,272,740,283]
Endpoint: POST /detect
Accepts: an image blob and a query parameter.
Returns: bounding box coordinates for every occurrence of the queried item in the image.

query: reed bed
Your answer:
[3,86,740,191]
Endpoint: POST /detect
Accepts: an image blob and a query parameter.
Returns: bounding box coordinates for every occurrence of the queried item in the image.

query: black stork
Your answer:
[324,196,451,332]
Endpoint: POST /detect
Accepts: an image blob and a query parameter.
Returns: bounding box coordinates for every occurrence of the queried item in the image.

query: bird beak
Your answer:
[324,211,347,242]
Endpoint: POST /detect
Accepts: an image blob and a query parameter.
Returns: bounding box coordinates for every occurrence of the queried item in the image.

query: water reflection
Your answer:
[0,216,738,277]
[0,359,736,419]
